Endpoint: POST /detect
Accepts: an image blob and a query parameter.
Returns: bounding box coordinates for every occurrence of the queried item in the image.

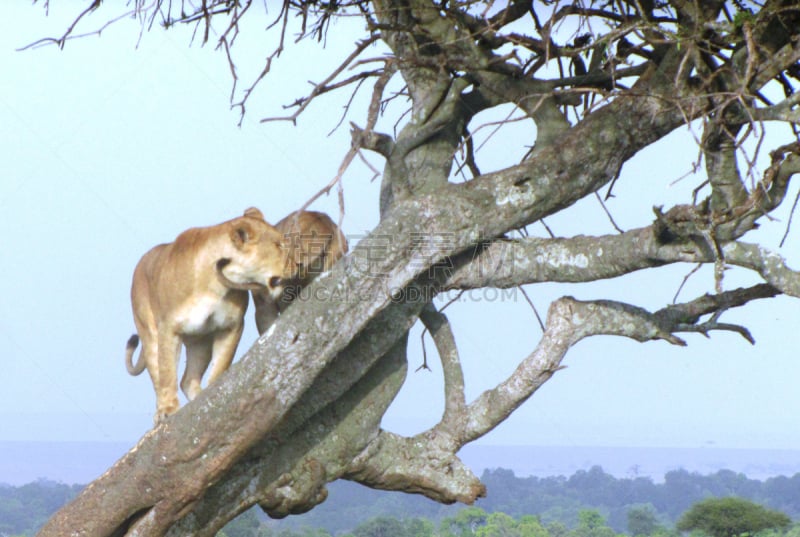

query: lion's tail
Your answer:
[125,334,147,376]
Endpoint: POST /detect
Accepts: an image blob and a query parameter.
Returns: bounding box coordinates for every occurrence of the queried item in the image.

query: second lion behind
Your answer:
[251,210,348,335]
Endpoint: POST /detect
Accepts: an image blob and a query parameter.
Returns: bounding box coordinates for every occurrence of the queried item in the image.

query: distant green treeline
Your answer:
[2,466,799,536]
[264,466,800,535]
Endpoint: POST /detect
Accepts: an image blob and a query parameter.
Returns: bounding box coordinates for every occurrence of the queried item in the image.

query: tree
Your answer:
[344,516,435,537]
[517,516,551,537]
[406,518,437,537]
[477,512,522,537]
[627,504,661,537]
[350,516,406,537]
[573,510,617,537]
[442,507,490,537]
[676,497,791,537]
[34,1,800,536]
[547,521,571,537]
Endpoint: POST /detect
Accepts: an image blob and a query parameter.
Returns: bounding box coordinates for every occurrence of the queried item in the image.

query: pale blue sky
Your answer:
[1,4,798,451]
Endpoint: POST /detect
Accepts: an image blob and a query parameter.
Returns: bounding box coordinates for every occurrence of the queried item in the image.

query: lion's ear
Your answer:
[243,207,265,220]
[230,221,255,248]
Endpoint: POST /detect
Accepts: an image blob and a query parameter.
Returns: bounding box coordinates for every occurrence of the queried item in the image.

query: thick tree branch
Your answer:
[443,227,687,290]
[703,121,749,215]
[444,224,800,297]
[345,429,485,505]
[723,242,800,297]
[163,336,411,535]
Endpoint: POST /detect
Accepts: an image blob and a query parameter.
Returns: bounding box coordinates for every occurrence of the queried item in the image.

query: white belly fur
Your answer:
[176,294,241,335]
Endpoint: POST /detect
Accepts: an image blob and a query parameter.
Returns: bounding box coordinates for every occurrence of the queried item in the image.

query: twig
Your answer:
[261,36,380,124]
[673,263,703,304]
[295,59,395,214]
[518,286,545,332]
[437,290,465,314]
[328,76,371,137]
[594,191,624,233]
[779,187,800,247]
[539,218,556,238]
[357,150,382,182]
[231,3,290,125]
[417,325,432,372]
[19,1,129,50]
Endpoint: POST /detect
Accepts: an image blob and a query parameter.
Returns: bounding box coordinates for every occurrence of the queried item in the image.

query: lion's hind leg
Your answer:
[205,323,245,387]
[182,337,213,401]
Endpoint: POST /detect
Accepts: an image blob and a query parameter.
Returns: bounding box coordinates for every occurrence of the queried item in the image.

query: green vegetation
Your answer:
[0,480,82,536]
[676,497,791,537]
[268,466,800,535]
[627,505,661,537]
[4,468,799,537]
[218,505,795,537]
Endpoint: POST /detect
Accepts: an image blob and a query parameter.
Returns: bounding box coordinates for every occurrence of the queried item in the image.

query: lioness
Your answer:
[250,209,348,335]
[126,208,287,423]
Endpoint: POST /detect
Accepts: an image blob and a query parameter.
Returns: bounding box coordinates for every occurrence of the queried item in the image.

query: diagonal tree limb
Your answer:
[163,336,412,536]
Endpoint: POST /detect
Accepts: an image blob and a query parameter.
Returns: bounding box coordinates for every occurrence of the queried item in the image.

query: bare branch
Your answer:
[230,2,289,124]
[703,121,749,215]
[419,305,466,426]
[260,36,380,124]
[295,60,398,214]
[457,284,779,443]
[780,187,800,247]
[19,1,125,50]
[594,191,625,233]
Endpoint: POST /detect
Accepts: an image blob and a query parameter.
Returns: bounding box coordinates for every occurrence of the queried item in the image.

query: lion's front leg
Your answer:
[155,330,182,423]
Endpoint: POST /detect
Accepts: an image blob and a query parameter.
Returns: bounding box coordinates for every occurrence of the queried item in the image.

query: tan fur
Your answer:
[125,208,287,423]
[251,210,348,335]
